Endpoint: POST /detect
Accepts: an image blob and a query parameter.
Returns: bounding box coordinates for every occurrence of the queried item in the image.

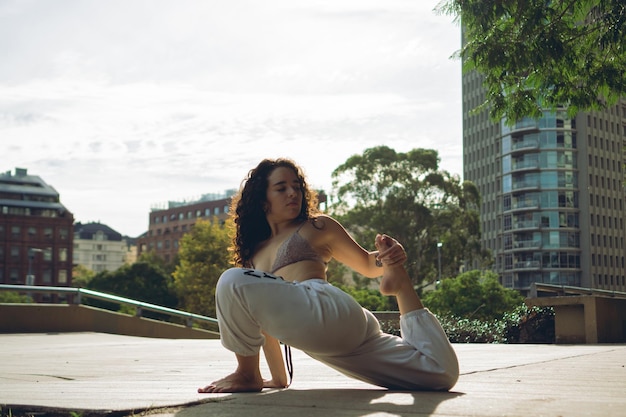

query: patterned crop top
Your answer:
[270,221,327,274]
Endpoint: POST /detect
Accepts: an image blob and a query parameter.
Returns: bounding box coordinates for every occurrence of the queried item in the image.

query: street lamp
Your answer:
[436,242,443,285]
[26,248,43,286]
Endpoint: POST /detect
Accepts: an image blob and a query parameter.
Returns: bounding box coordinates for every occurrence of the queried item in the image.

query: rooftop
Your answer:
[1,332,624,417]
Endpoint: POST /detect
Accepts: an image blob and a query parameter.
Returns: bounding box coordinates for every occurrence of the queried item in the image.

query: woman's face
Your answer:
[264,166,303,220]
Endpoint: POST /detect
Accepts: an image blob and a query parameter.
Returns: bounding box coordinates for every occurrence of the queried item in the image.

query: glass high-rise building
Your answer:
[463,70,626,294]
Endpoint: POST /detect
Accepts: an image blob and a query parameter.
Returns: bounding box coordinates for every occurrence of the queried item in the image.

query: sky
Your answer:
[1,0,463,238]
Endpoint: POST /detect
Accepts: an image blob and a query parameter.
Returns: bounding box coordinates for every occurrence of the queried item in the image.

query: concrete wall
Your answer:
[527,295,626,343]
[0,303,219,339]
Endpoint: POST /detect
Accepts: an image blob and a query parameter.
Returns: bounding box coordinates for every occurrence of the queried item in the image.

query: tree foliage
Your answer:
[423,270,525,321]
[438,0,626,122]
[330,146,490,288]
[172,218,231,319]
[0,291,32,303]
[87,261,177,309]
[72,264,95,288]
[332,282,396,312]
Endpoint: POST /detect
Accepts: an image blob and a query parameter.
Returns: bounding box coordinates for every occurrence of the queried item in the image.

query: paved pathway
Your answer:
[1,333,625,416]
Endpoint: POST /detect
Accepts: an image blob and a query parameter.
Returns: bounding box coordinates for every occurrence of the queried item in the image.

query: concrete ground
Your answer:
[1,332,625,417]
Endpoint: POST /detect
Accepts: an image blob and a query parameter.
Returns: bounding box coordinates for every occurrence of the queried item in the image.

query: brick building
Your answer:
[138,189,328,264]
[0,168,74,301]
[137,191,236,263]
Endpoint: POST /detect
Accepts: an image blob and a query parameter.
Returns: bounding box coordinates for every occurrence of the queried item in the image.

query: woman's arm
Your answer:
[261,332,288,388]
[316,216,406,278]
[313,216,380,278]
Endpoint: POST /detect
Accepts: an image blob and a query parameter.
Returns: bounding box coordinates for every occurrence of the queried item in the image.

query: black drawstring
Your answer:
[284,344,293,387]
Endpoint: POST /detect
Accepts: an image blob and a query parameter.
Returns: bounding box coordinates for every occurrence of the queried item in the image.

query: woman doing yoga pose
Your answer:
[198,158,459,393]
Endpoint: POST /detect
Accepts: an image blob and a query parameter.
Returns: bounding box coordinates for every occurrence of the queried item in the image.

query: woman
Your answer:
[198,158,459,393]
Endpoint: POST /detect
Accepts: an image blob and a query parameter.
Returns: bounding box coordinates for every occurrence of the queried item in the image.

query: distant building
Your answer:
[0,168,74,301]
[73,222,129,272]
[138,190,328,263]
[137,191,236,263]
[124,236,138,265]
[462,68,626,293]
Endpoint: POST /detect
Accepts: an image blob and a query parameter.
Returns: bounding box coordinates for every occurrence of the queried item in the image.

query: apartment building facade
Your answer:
[0,168,74,300]
[137,189,329,264]
[73,222,129,272]
[137,191,236,263]
[463,71,626,294]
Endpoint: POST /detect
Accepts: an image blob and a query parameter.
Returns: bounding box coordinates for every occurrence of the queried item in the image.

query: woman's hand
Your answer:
[375,234,407,267]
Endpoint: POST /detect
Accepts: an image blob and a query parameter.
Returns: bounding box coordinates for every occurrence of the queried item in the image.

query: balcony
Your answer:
[510,139,539,153]
[510,199,540,211]
[513,239,542,250]
[514,260,541,270]
[511,160,540,173]
[513,220,540,231]
[512,180,540,191]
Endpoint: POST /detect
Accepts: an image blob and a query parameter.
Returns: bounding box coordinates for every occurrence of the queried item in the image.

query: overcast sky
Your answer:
[1,0,463,237]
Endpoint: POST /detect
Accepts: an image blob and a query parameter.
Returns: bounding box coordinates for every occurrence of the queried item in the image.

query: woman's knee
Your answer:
[216,268,244,297]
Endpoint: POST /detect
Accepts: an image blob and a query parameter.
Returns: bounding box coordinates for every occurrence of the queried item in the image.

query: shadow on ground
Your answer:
[179,388,465,417]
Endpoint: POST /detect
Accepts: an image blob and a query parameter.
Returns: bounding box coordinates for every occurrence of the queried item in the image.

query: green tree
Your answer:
[333,283,395,311]
[0,291,32,303]
[437,0,626,122]
[87,261,177,311]
[423,270,524,321]
[137,250,178,275]
[331,146,490,288]
[172,218,231,319]
[72,264,95,288]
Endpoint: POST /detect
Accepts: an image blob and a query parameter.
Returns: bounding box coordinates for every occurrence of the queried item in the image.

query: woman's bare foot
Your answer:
[376,234,410,295]
[375,234,424,314]
[379,263,414,297]
[198,370,263,393]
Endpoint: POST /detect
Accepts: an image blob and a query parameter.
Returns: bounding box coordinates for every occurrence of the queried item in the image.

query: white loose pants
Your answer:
[215,268,459,391]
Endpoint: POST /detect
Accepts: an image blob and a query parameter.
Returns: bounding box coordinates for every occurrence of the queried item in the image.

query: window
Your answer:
[42,269,52,284]
[58,269,68,284]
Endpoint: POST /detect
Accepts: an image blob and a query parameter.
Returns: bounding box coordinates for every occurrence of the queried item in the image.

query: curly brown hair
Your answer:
[229,158,320,267]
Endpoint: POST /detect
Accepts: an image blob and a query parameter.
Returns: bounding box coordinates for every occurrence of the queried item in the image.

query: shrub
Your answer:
[0,291,33,303]
[379,304,555,344]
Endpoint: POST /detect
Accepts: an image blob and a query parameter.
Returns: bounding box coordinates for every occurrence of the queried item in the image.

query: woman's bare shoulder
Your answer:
[309,214,344,231]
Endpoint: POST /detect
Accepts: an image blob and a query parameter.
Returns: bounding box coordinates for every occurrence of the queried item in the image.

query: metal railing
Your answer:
[0,284,218,329]
[529,282,626,299]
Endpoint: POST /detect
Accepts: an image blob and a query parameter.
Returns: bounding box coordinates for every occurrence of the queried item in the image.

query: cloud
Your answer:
[1,0,462,236]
